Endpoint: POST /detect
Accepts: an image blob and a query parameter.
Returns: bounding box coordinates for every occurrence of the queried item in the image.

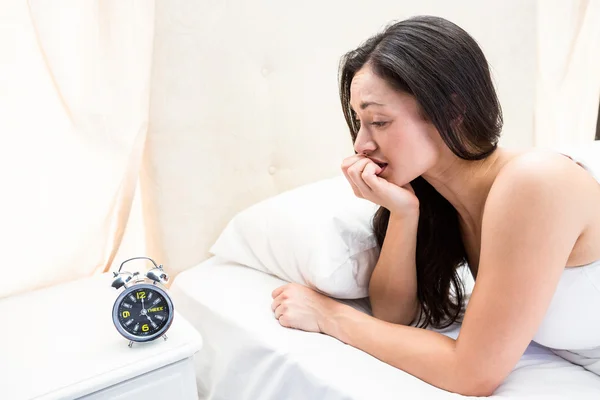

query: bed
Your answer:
[146,2,600,398]
[170,256,600,400]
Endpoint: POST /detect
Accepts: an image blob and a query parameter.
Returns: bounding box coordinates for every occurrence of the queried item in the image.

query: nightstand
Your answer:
[0,272,203,400]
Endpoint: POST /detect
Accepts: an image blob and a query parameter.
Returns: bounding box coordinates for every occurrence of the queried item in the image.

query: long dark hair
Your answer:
[339,16,503,329]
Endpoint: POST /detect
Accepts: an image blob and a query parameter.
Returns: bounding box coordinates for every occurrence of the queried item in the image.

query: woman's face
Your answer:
[350,65,441,187]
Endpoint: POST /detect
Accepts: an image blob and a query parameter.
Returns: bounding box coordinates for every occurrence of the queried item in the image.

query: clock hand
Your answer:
[146,314,156,326]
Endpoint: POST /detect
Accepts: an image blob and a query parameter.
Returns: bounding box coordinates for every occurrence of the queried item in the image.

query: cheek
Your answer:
[385,125,439,182]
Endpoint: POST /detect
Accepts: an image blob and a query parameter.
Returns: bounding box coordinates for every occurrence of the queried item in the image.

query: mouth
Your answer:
[369,158,388,175]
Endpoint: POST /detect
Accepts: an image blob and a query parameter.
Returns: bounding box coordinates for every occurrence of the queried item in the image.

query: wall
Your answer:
[140,0,539,274]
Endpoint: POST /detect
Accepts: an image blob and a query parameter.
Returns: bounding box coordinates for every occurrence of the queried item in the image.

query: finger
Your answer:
[347,158,375,196]
[340,154,366,172]
[278,314,292,328]
[274,302,287,320]
[362,162,385,191]
[271,285,288,299]
[342,166,362,197]
[271,298,279,313]
[341,155,367,195]
[271,291,287,312]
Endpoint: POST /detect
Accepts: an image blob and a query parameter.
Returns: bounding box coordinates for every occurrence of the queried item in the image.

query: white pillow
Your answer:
[209,176,380,299]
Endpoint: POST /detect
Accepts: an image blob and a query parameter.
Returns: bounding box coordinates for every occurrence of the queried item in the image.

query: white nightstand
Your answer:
[0,272,203,400]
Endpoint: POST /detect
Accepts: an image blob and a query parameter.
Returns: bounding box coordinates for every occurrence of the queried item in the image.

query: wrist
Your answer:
[389,210,420,226]
[320,301,354,344]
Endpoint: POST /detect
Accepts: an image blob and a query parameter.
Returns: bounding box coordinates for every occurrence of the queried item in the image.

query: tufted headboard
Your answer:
[141,0,539,276]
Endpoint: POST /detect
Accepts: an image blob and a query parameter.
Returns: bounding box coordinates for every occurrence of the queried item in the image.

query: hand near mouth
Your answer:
[341,154,419,218]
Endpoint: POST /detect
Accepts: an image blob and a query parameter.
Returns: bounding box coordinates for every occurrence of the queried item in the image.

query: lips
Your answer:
[369,158,388,175]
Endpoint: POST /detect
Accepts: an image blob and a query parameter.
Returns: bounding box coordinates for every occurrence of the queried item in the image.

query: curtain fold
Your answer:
[535,0,600,148]
[2,0,599,299]
[0,0,155,298]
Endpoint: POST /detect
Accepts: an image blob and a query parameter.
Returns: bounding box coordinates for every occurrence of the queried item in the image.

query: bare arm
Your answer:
[321,154,588,396]
[369,212,419,325]
[340,154,422,325]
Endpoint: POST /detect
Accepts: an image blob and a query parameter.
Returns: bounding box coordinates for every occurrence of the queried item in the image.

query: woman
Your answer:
[270,15,600,396]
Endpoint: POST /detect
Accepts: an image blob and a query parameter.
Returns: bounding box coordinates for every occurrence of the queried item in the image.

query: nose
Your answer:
[353,127,377,155]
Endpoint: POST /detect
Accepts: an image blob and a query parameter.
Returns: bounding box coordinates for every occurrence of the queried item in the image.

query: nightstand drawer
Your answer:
[82,358,198,400]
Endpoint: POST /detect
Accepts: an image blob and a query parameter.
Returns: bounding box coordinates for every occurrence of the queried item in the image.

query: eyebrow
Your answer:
[352,101,385,111]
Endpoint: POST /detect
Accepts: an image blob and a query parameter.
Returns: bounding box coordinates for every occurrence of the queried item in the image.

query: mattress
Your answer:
[170,256,600,400]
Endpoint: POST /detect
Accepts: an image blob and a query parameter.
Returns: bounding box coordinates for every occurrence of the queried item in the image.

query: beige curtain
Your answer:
[0,0,154,298]
[535,0,600,148]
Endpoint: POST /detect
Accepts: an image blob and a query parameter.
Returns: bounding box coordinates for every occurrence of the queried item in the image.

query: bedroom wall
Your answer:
[141,0,539,274]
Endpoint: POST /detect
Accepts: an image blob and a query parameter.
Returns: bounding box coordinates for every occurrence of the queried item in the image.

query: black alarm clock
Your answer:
[111,257,174,347]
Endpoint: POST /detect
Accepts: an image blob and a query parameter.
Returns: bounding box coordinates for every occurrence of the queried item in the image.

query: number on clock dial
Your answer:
[118,288,169,336]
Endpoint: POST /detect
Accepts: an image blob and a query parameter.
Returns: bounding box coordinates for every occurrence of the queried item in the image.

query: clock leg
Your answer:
[163,334,168,341]
[128,341,134,348]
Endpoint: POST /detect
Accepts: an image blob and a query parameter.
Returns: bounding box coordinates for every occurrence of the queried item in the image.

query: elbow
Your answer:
[457,381,499,397]
[370,299,419,326]
[371,308,415,326]
[454,370,502,397]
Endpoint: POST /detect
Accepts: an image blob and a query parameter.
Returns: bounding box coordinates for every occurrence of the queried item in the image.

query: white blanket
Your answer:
[170,256,600,399]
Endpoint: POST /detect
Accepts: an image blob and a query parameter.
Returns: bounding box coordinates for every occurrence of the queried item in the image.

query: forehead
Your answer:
[349,66,396,108]
[350,66,422,117]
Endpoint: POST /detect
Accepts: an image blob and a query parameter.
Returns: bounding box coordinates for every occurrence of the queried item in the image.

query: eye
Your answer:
[371,121,388,128]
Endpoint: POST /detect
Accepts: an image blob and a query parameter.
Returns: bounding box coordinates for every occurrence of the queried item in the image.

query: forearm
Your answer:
[369,213,419,324]
[323,304,489,396]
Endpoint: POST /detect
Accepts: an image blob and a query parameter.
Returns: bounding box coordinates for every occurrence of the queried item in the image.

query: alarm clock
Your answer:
[111,257,174,348]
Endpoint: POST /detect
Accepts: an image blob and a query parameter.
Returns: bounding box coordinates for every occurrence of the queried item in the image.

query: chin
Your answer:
[387,170,419,188]
[386,174,408,187]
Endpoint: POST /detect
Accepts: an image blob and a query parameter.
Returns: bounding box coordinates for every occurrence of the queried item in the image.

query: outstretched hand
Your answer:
[271,283,339,333]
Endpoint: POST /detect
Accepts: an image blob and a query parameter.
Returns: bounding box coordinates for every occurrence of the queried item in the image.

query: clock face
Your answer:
[113,284,174,342]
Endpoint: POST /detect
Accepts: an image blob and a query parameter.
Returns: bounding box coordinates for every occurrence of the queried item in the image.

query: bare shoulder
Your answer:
[497,149,593,182]
[489,149,598,209]
[484,149,600,257]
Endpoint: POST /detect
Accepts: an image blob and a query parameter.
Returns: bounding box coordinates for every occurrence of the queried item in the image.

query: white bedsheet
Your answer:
[170,256,600,399]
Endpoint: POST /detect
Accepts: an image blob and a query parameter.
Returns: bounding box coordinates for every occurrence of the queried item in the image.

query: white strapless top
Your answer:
[533,259,600,351]
[530,152,600,374]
